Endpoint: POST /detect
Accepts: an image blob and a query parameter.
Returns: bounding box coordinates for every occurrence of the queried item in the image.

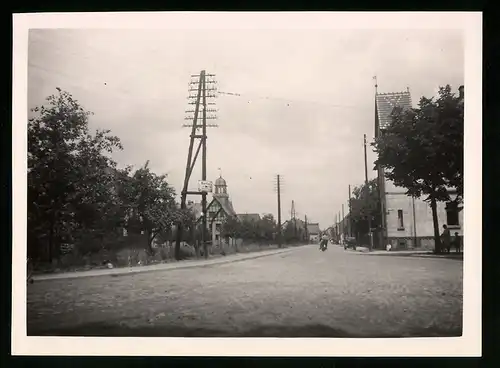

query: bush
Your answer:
[178,246,196,260]
[159,247,172,261]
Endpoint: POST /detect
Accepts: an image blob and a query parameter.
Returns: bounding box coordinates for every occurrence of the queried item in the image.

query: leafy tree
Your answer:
[221,215,241,242]
[283,221,297,243]
[372,85,463,253]
[259,214,277,242]
[124,161,187,254]
[28,88,122,262]
[349,179,381,239]
[239,219,257,240]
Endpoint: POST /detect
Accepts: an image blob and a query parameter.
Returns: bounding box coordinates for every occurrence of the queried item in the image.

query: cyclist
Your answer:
[319,233,329,251]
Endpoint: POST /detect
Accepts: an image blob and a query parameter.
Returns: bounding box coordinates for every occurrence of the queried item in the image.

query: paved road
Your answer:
[27,244,463,337]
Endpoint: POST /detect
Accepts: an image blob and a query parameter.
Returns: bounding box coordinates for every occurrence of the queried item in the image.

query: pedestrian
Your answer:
[453,232,461,253]
[441,224,451,253]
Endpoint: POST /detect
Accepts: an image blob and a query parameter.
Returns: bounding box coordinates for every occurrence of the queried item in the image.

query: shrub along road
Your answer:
[27,244,463,337]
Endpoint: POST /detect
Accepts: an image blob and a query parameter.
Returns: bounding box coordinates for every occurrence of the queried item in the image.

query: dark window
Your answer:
[397,210,404,229]
[446,202,460,226]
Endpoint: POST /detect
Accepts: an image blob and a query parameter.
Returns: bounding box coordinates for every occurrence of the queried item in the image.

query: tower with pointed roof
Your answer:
[214,176,228,198]
[204,174,238,248]
[374,86,463,250]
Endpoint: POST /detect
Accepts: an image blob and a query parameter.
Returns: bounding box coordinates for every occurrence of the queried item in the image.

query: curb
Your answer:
[32,245,310,282]
[348,250,462,259]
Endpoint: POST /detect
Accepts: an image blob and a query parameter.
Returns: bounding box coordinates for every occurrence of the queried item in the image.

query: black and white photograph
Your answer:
[13,12,481,356]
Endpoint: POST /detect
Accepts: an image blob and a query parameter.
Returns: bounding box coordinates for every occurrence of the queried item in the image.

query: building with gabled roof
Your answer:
[307,222,321,242]
[202,175,238,246]
[237,213,261,223]
[375,87,464,250]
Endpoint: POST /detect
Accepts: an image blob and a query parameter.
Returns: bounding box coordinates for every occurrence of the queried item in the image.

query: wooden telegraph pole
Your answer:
[291,200,297,238]
[348,184,352,237]
[176,70,218,260]
[342,203,345,237]
[338,210,341,243]
[364,134,373,251]
[334,213,337,242]
[305,214,308,243]
[275,175,283,248]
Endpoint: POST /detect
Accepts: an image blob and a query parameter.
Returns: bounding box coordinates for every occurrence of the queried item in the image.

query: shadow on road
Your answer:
[29,323,462,338]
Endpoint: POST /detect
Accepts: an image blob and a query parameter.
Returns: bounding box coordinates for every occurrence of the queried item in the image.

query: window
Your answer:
[397,209,404,230]
[446,202,460,227]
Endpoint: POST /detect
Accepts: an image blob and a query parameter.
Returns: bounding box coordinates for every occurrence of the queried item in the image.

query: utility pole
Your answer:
[338,210,341,244]
[335,213,338,242]
[201,73,208,259]
[348,184,352,237]
[364,134,373,251]
[275,175,283,248]
[342,203,345,237]
[176,70,218,260]
[291,200,297,238]
[305,214,308,243]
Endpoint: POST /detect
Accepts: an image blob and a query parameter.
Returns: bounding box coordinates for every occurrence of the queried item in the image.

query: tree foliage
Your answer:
[28,88,196,263]
[221,213,278,244]
[260,214,277,241]
[28,88,123,261]
[372,85,464,252]
[348,179,381,238]
[122,161,195,254]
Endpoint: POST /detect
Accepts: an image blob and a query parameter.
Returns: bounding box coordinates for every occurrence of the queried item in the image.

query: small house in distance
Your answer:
[237,213,261,223]
[307,223,321,243]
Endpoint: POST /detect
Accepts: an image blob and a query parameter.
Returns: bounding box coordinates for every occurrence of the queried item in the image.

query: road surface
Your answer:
[27,244,463,337]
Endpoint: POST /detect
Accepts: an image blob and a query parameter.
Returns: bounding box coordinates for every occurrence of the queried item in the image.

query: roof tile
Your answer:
[376,91,413,129]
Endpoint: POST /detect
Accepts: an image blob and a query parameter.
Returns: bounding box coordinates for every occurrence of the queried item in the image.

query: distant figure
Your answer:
[441,224,451,253]
[453,232,461,253]
[386,244,392,252]
[320,234,329,251]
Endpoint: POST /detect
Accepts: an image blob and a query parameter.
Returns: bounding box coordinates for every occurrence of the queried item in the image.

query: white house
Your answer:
[374,88,464,250]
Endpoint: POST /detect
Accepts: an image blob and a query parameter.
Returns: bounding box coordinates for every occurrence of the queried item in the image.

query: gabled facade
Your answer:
[375,88,464,250]
[237,213,261,223]
[307,222,321,242]
[281,218,306,231]
[205,176,238,246]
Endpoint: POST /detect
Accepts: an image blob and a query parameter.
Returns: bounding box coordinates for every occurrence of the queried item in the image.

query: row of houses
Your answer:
[187,175,322,246]
[281,218,321,243]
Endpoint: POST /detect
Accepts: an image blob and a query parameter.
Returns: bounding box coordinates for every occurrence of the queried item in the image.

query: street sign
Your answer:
[198,180,213,193]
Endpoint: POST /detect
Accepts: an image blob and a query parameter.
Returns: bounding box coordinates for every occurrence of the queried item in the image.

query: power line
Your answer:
[30,35,374,112]
[218,90,372,111]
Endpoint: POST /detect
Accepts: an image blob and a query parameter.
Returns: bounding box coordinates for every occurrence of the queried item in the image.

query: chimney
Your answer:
[458,85,464,100]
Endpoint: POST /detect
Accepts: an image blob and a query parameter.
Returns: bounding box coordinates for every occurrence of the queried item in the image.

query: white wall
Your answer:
[309,234,319,242]
[385,193,463,239]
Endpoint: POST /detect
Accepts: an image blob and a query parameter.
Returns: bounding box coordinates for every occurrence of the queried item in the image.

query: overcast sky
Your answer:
[28,27,463,229]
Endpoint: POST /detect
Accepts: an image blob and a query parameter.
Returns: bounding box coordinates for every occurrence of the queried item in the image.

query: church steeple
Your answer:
[214,174,228,198]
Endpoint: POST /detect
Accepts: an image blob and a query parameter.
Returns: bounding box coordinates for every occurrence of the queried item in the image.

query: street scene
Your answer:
[23,16,466,339]
[28,245,462,337]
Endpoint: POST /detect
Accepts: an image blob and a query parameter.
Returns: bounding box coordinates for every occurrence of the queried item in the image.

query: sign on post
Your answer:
[198,180,213,193]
